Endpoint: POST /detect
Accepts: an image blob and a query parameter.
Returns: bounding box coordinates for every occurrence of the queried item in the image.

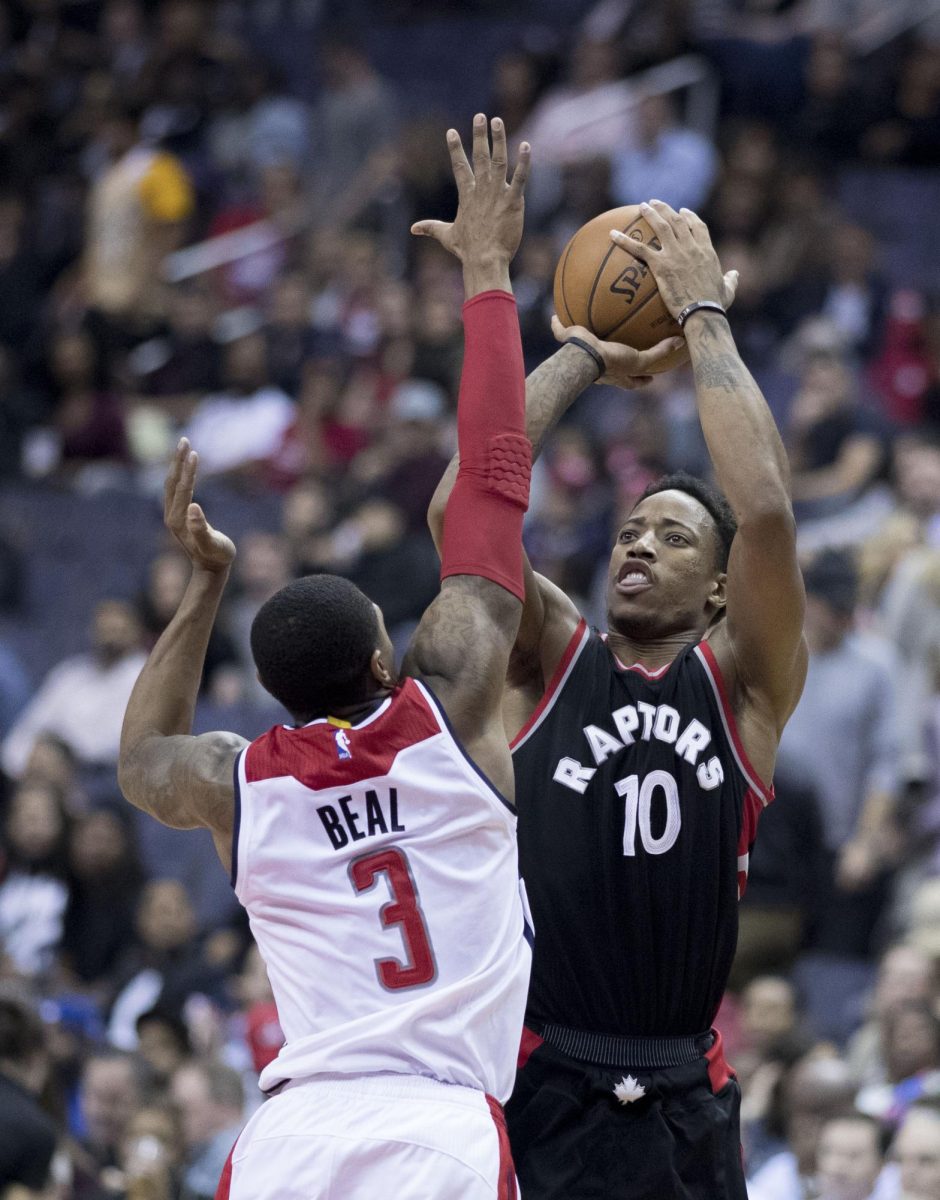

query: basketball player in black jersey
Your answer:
[428,199,807,1199]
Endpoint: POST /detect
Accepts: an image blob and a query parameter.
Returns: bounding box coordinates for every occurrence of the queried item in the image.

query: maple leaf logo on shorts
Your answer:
[613,1075,647,1104]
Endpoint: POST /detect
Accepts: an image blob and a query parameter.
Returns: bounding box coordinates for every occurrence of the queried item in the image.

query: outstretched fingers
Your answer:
[445,127,473,196]
[490,116,508,181]
[165,439,198,530]
[410,219,452,242]
[471,111,489,178]
[508,140,531,201]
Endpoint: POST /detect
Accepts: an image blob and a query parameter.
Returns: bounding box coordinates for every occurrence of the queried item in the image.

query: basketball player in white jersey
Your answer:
[118,115,533,1200]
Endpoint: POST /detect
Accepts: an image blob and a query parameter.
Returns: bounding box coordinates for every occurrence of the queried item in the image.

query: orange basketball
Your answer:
[553,205,684,373]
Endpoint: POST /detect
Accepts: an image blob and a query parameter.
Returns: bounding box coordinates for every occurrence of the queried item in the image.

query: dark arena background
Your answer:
[1,0,940,1195]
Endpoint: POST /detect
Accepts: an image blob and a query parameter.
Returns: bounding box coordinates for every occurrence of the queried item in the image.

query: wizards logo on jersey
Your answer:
[334,729,352,761]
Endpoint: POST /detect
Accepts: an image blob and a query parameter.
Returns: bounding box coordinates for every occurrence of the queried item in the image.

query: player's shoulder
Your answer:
[243,680,444,787]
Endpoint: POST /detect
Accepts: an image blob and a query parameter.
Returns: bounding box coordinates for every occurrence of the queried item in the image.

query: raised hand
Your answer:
[611,200,730,319]
[411,114,531,268]
[164,439,236,574]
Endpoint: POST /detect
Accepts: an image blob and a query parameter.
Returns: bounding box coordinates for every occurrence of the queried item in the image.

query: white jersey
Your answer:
[232,677,532,1101]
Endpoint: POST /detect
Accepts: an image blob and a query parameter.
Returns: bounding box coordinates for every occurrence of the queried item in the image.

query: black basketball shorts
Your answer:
[505,1025,746,1200]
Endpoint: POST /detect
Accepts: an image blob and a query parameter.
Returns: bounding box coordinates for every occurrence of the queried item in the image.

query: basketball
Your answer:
[554,204,685,373]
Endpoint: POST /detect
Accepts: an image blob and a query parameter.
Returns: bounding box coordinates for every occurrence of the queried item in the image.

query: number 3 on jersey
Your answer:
[616,770,681,856]
[349,847,437,990]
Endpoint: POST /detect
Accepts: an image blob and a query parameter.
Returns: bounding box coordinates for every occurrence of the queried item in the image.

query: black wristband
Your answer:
[564,337,605,381]
[676,300,727,328]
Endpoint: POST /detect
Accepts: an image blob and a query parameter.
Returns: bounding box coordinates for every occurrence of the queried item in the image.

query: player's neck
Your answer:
[604,626,702,672]
[296,685,395,728]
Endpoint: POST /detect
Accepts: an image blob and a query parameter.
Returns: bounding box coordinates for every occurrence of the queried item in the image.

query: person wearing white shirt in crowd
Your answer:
[748,1056,858,1200]
[895,1101,940,1200]
[1,599,146,778]
[610,93,719,215]
[815,1113,899,1200]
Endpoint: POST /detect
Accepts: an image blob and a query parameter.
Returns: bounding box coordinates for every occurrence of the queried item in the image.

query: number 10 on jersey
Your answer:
[615,770,681,856]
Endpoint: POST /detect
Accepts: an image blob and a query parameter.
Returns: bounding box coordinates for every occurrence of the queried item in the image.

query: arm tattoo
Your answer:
[526,345,597,461]
[693,353,745,395]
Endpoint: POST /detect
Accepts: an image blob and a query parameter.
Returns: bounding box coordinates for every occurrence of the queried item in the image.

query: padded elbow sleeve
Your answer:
[440,290,531,602]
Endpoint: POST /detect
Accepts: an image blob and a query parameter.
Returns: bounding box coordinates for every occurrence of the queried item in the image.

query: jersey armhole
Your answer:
[412,678,517,818]
[231,747,251,896]
[693,641,774,806]
[510,618,591,752]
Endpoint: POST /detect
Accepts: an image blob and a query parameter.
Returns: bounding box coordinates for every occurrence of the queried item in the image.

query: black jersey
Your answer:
[512,619,771,1037]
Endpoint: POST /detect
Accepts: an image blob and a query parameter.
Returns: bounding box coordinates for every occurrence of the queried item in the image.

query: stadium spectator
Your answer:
[77,1049,144,1178]
[847,945,938,1090]
[778,548,901,959]
[787,343,893,525]
[138,551,239,697]
[182,333,296,481]
[119,1103,185,1200]
[734,760,828,984]
[747,1055,859,1200]
[306,29,400,223]
[609,92,719,214]
[1,599,146,780]
[134,1008,191,1090]
[0,993,56,1195]
[0,778,70,978]
[894,1100,940,1199]
[170,1061,244,1200]
[813,1112,890,1200]
[856,1002,940,1123]
[58,806,144,993]
[46,329,130,474]
[106,880,228,1049]
[84,101,195,346]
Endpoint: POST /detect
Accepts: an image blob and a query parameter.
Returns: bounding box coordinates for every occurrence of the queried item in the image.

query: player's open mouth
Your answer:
[615,564,653,593]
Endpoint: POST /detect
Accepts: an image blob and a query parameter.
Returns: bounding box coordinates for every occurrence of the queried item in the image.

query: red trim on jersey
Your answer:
[510,619,588,750]
[486,1094,519,1200]
[736,785,769,899]
[213,1135,239,1200]
[244,678,440,789]
[601,635,671,680]
[705,1027,735,1094]
[695,640,773,805]
[517,1025,545,1069]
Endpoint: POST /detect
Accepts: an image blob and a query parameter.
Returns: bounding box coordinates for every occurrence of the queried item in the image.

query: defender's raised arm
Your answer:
[404,115,535,796]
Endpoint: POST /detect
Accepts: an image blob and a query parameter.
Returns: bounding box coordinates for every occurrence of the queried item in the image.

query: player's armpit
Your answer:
[514,563,584,691]
[118,729,245,835]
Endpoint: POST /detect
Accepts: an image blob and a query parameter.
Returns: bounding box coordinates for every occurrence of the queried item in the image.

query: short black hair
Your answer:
[135,1006,192,1055]
[633,471,737,570]
[803,547,858,615]
[250,575,380,720]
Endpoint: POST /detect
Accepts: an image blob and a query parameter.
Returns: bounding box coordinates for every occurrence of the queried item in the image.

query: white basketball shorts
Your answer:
[215,1073,517,1200]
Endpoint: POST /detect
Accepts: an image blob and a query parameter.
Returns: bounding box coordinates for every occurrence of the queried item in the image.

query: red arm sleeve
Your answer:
[440,289,531,602]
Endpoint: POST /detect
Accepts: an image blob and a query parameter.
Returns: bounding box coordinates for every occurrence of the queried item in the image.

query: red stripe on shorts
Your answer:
[486,1094,518,1200]
[213,1135,239,1200]
[517,1025,544,1069]
[704,1026,735,1094]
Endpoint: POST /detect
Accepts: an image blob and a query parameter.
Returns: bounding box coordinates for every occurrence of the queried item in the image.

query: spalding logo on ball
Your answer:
[553,204,685,374]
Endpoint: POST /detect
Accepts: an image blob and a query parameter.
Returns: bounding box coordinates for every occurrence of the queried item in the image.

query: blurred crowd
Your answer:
[1,0,940,1196]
